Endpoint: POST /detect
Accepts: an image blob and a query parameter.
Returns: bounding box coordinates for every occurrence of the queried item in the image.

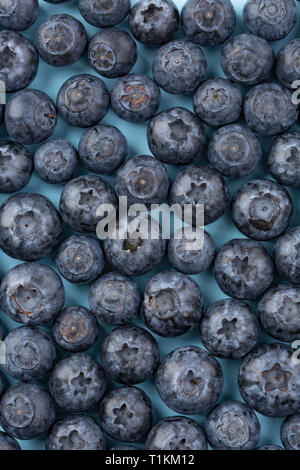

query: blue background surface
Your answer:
[0,0,300,450]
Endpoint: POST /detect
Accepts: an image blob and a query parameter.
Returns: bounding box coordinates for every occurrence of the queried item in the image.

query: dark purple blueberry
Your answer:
[274,227,300,284]
[0,140,33,193]
[276,39,300,89]
[281,413,300,450]
[78,0,130,28]
[0,432,20,450]
[267,132,300,187]
[0,0,38,31]
[34,139,78,184]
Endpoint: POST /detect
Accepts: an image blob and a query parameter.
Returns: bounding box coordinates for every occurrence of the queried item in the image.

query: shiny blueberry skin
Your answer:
[170,165,229,226]
[78,124,127,175]
[221,34,275,86]
[100,325,159,384]
[49,353,107,412]
[110,74,160,122]
[281,413,300,450]
[156,346,223,414]
[208,124,262,178]
[3,326,56,381]
[193,78,242,128]
[46,414,106,450]
[35,14,87,67]
[55,235,104,284]
[214,238,275,300]
[267,132,300,188]
[129,0,179,45]
[200,299,259,359]
[56,74,110,128]
[34,139,78,184]
[244,82,298,136]
[147,107,206,165]
[181,0,236,47]
[0,30,39,93]
[53,306,98,353]
[59,175,117,233]
[243,0,297,41]
[0,432,20,450]
[273,227,300,284]
[0,141,33,193]
[115,155,170,207]
[145,416,207,450]
[0,193,62,261]
[239,343,300,417]
[78,0,130,28]
[258,283,300,342]
[99,386,153,442]
[205,400,260,450]
[0,382,55,440]
[5,89,57,145]
[232,179,293,241]
[0,0,38,31]
[0,262,65,325]
[167,229,216,274]
[141,270,203,338]
[276,39,300,89]
[89,272,141,325]
[88,28,137,79]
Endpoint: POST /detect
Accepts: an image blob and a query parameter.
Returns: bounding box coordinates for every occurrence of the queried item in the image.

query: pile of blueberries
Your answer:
[0,0,300,452]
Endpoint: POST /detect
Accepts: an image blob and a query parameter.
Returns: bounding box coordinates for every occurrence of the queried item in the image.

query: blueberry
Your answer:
[100,325,159,385]
[103,216,166,276]
[5,89,57,145]
[193,78,242,128]
[129,0,179,45]
[78,0,130,28]
[273,227,300,284]
[55,235,105,284]
[156,346,223,414]
[35,14,87,67]
[208,124,262,178]
[46,415,106,450]
[181,0,236,47]
[141,270,203,338]
[167,229,216,274]
[3,326,56,381]
[34,139,78,184]
[205,400,260,450]
[147,107,206,165]
[53,306,98,353]
[0,262,65,325]
[258,284,300,342]
[169,165,229,226]
[0,432,21,450]
[115,155,170,207]
[145,416,207,450]
[0,30,39,93]
[99,386,153,442]
[78,125,128,175]
[89,272,141,325]
[88,28,137,79]
[0,382,55,440]
[244,82,298,136]
[0,140,33,193]
[280,413,300,450]
[59,175,117,233]
[220,34,275,86]
[152,40,206,96]
[214,238,275,300]
[110,74,160,122]
[232,179,293,241]
[0,193,63,261]
[200,299,259,359]
[267,132,300,187]
[56,74,110,128]
[243,0,297,41]
[0,0,38,31]
[276,39,300,89]
[49,353,107,412]
[239,343,300,417]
